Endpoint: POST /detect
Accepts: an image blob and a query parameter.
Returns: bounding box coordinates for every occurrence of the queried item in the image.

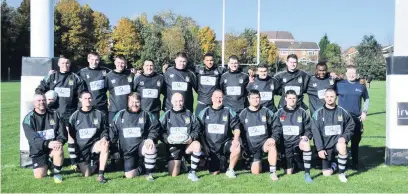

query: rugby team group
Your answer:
[23,51,369,184]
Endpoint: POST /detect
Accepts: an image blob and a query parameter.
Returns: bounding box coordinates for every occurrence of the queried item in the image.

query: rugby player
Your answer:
[274,54,310,110]
[77,52,111,114]
[276,90,313,183]
[160,93,201,182]
[194,53,226,117]
[239,90,282,181]
[67,91,109,183]
[220,55,249,114]
[23,94,67,183]
[311,89,355,182]
[110,93,159,181]
[198,90,241,178]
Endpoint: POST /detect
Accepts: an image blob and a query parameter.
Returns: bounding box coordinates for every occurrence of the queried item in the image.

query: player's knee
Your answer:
[191,141,201,152]
[300,142,311,151]
[34,172,46,179]
[125,173,135,179]
[101,144,109,154]
[336,142,347,154]
[231,146,241,156]
[268,145,276,153]
[322,170,333,176]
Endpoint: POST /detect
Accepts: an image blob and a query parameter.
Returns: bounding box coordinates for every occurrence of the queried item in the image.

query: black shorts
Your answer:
[32,150,51,169]
[284,140,301,159]
[167,144,187,161]
[250,139,268,163]
[208,141,232,173]
[322,147,337,170]
[77,141,99,164]
[124,143,144,172]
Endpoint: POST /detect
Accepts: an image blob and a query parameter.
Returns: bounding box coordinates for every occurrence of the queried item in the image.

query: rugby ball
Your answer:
[167,133,190,144]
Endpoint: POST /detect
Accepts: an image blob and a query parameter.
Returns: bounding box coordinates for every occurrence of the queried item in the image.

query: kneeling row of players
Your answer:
[23,88,354,184]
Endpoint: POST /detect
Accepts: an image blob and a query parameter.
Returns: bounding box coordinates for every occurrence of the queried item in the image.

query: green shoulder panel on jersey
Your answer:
[69,110,80,125]
[23,111,34,126]
[312,107,323,120]
[147,111,156,122]
[113,109,126,124]
[225,107,237,117]
[198,107,210,120]
[337,106,352,117]
[43,74,50,82]
[263,107,274,117]
[159,110,171,122]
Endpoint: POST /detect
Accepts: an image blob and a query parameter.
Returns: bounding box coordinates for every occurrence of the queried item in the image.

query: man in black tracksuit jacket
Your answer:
[276,90,313,183]
[110,92,159,181]
[23,94,67,182]
[247,64,279,113]
[197,90,241,178]
[77,52,111,114]
[106,55,134,124]
[67,91,109,183]
[311,89,354,183]
[133,60,165,119]
[220,55,249,114]
[159,93,201,182]
[273,54,310,110]
[239,89,282,181]
[194,53,226,117]
[307,62,336,115]
[163,52,198,112]
[35,56,86,123]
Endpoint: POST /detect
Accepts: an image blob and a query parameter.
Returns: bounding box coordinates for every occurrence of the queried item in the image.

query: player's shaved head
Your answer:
[171,93,184,111]
[211,89,224,109]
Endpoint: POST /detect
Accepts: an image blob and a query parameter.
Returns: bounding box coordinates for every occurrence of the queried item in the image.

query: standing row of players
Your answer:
[24,51,369,184]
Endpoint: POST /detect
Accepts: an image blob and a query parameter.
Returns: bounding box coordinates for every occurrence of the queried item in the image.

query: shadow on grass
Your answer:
[367,111,386,116]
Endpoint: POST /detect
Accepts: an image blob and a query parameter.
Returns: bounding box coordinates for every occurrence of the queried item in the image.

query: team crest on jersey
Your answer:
[76,120,80,125]
[128,76,132,82]
[93,118,99,125]
[199,70,204,74]
[313,83,317,87]
[298,77,303,83]
[53,80,57,84]
[185,76,190,82]
[157,81,161,87]
[283,78,287,83]
[254,85,258,89]
[139,117,144,124]
[140,81,144,86]
[121,119,124,123]
[222,115,228,121]
[86,74,90,79]
[102,70,106,76]
[338,114,343,122]
[170,74,174,78]
[245,119,248,123]
[206,116,209,120]
[68,79,74,85]
[185,117,191,124]
[261,115,266,122]
[224,79,227,83]
[270,84,274,90]
[239,78,243,84]
[329,79,334,85]
[49,119,55,125]
[214,71,219,75]
[297,116,302,123]
[111,79,116,84]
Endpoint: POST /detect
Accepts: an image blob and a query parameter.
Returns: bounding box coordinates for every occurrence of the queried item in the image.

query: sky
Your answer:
[7,0,395,50]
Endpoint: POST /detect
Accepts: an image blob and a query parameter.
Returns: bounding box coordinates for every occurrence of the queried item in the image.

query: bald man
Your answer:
[159,93,202,182]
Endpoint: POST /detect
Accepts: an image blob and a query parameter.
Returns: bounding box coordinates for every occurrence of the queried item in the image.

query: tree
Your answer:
[354,35,386,80]
[111,17,142,65]
[92,11,111,59]
[318,33,330,61]
[198,26,216,54]
[183,25,201,66]
[325,43,342,69]
[1,0,19,80]
[162,26,185,62]
[268,42,279,65]
[225,34,248,63]
[251,33,269,64]
[139,23,165,70]
[239,28,257,63]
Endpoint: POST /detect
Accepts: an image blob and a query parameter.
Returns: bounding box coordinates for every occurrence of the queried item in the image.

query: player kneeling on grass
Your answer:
[311,89,355,183]
[67,91,110,183]
[160,93,202,182]
[239,89,282,181]
[198,90,241,178]
[23,94,67,183]
[276,90,313,183]
[110,92,160,181]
